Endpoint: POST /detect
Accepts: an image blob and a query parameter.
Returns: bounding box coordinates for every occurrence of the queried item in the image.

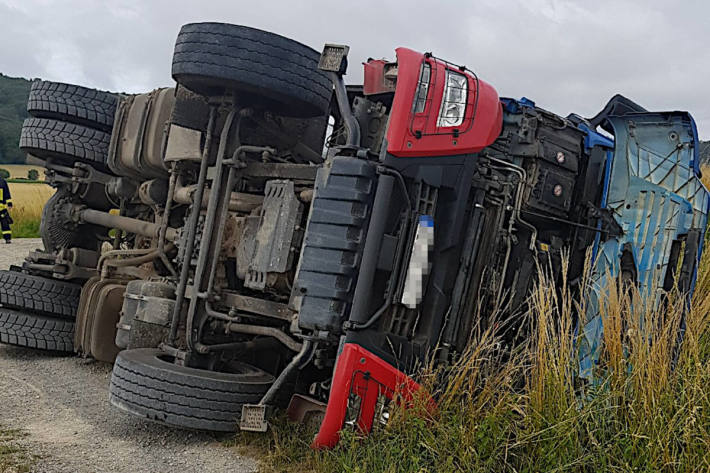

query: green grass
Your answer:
[7,180,45,184]
[236,250,710,473]
[10,212,40,239]
[5,182,53,239]
[0,428,34,473]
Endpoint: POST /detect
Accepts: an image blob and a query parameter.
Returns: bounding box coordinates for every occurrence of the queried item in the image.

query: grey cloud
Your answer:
[0,0,708,136]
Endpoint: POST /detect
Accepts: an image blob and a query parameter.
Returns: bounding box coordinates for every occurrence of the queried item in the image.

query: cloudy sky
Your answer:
[2,0,709,137]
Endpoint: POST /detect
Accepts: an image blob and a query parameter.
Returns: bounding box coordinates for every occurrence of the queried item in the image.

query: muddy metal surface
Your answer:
[0,239,258,473]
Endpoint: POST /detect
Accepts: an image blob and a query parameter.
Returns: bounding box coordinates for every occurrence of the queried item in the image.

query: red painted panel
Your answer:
[363,59,390,95]
[385,48,503,157]
[312,343,428,449]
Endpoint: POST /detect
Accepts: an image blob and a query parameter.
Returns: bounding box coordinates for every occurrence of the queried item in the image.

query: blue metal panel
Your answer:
[500,97,536,114]
[578,123,614,152]
[592,150,615,262]
[578,110,710,381]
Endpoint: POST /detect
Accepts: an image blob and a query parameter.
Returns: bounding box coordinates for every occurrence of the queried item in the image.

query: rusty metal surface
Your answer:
[221,291,294,321]
[79,208,178,241]
[107,88,175,179]
[173,184,264,212]
[242,162,318,181]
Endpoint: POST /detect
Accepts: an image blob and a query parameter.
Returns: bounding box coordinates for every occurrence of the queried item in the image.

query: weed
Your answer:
[6,182,53,239]
[0,428,34,473]
[241,248,710,473]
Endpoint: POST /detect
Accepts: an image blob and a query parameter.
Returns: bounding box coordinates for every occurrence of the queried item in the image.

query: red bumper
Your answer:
[312,343,425,449]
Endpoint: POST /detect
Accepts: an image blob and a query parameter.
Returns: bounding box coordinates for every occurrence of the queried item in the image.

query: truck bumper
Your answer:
[312,342,426,449]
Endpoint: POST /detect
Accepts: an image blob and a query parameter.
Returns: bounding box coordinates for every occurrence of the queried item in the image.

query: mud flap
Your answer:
[75,277,126,363]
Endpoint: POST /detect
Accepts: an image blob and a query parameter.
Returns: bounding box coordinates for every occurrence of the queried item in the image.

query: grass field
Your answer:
[6,181,53,239]
[0,164,52,239]
[0,164,45,180]
[241,258,710,473]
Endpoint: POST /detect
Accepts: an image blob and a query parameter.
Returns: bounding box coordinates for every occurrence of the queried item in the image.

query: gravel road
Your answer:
[0,238,43,271]
[0,239,258,473]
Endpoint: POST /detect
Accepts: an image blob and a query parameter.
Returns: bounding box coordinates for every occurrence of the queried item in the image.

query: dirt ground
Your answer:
[0,239,258,473]
[0,238,44,271]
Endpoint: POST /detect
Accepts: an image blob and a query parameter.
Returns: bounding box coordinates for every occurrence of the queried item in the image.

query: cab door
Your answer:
[579,108,710,380]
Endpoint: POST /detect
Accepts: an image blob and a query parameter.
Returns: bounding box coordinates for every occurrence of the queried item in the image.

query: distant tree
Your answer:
[0,74,32,164]
[27,168,39,180]
[0,168,9,179]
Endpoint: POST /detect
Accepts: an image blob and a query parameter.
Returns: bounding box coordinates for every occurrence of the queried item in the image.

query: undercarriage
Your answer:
[0,22,706,449]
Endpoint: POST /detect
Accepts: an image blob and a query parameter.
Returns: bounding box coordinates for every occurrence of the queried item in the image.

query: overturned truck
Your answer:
[0,23,707,448]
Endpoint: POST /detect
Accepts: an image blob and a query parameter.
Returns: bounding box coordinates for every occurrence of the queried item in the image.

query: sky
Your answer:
[1,0,709,137]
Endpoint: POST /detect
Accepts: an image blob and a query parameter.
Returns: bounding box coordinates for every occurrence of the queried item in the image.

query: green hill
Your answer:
[0,73,31,164]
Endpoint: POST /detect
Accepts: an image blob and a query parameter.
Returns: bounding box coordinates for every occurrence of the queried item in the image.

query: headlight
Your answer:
[437,70,468,128]
[412,63,431,114]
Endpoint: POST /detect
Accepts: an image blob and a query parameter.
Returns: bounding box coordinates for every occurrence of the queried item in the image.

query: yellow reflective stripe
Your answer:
[2,231,10,235]
[0,204,6,211]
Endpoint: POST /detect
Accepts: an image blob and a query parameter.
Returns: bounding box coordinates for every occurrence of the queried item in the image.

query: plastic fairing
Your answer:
[385,48,502,158]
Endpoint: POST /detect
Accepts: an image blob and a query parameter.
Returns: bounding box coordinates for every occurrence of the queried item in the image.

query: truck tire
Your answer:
[170,86,327,163]
[172,22,331,117]
[0,270,81,318]
[27,81,118,132]
[20,118,112,170]
[109,348,274,431]
[0,308,75,352]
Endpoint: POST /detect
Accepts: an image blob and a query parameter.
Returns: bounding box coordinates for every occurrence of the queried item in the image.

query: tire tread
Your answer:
[0,270,80,318]
[171,22,331,117]
[109,348,272,431]
[0,309,74,352]
[19,117,111,168]
[27,80,118,131]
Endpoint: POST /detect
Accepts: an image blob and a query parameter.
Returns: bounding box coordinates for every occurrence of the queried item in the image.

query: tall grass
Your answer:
[6,182,53,239]
[246,248,710,472]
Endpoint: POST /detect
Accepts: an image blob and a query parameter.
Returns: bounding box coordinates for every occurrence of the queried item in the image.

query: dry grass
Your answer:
[246,251,710,473]
[6,182,53,238]
[238,167,710,472]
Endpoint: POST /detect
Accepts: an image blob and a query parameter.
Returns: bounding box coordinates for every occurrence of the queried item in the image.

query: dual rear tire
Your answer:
[0,270,81,353]
[20,81,118,171]
[21,23,332,170]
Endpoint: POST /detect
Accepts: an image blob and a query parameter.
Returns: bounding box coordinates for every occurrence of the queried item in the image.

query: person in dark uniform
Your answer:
[0,176,13,244]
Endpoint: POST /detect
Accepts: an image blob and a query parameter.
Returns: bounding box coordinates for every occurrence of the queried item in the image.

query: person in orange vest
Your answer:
[0,176,13,244]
